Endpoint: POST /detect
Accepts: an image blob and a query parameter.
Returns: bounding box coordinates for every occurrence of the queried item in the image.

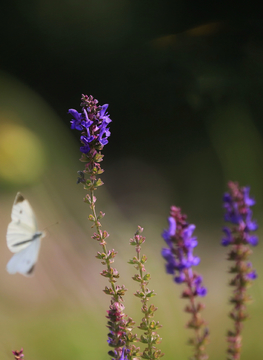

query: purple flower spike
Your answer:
[223,181,259,360]
[222,182,258,254]
[69,94,111,154]
[161,207,206,296]
[161,205,209,359]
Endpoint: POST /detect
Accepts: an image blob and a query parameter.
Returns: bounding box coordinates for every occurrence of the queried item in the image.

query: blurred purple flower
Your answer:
[12,349,24,360]
[161,206,207,297]
[223,182,258,360]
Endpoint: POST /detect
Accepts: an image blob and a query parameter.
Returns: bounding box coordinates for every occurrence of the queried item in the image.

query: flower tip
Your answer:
[12,349,24,359]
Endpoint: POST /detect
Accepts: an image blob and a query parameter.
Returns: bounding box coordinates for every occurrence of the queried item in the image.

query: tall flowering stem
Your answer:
[222,181,258,360]
[12,349,24,360]
[161,206,209,360]
[129,226,164,360]
[69,95,132,360]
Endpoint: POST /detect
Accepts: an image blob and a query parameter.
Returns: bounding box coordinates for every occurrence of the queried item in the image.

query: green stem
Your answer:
[138,249,153,359]
[185,269,204,360]
[90,186,118,301]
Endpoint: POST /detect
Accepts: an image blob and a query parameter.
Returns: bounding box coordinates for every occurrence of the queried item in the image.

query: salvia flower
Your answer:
[69,94,111,154]
[71,95,134,360]
[12,349,24,360]
[162,206,209,360]
[162,208,206,296]
[222,181,258,360]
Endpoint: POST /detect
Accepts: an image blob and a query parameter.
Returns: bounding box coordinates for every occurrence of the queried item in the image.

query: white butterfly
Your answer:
[6,192,45,276]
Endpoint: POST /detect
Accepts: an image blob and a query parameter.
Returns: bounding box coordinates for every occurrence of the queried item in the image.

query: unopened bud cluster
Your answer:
[12,349,24,360]
[129,226,164,360]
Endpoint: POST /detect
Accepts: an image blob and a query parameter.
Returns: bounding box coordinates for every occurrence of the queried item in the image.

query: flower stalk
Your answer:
[129,226,164,360]
[161,206,209,360]
[69,95,132,360]
[222,181,258,360]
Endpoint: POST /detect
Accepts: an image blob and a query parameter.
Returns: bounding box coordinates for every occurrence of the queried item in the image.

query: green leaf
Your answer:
[79,153,89,162]
[88,214,95,222]
[143,273,151,281]
[94,178,104,187]
[132,274,142,282]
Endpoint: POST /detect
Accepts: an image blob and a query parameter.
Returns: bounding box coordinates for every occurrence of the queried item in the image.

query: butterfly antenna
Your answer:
[42,221,59,235]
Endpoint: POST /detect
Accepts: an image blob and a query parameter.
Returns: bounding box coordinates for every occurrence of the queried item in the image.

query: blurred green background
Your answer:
[1,1,263,359]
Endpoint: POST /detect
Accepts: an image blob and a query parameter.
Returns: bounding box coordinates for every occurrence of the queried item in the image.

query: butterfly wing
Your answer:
[6,237,42,276]
[7,192,38,253]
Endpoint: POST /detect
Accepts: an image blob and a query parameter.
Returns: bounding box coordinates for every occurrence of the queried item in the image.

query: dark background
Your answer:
[2,0,263,219]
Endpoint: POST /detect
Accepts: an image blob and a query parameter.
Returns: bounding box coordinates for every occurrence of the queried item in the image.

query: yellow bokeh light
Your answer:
[0,120,46,185]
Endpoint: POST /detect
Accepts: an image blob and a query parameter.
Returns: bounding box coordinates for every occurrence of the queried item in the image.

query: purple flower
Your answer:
[98,126,111,146]
[244,187,255,206]
[119,347,129,360]
[80,135,91,154]
[221,227,232,246]
[81,108,93,130]
[68,109,83,130]
[186,248,200,267]
[222,182,258,250]
[223,183,259,359]
[174,273,185,283]
[161,206,207,297]
[161,248,176,274]
[245,209,258,231]
[161,206,209,359]
[247,270,257,280]
[69,95,111,154]
[99,104,112,124]
[246,234,258,246]
[196,286,207,297]
[182,225,198,248]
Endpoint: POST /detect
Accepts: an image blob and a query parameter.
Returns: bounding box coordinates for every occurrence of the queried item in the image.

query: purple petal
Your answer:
[174,272,185,283]
[80,145,90,153]
[167,217,176,237]
[247,270,257,280]
[247,235,258,246]
[162,229,172,246]
[183,224,195,240]
[222,227,232,246]
[68,108,81,121]
[223,193,232,203]
[243,187,255,206]
[196,286,207,297]
[246,210,258,231]
[166,263,175,274]
[99,104,109,117]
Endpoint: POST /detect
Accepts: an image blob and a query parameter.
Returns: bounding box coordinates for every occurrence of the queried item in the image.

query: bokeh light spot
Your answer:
[0,120,46,185]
